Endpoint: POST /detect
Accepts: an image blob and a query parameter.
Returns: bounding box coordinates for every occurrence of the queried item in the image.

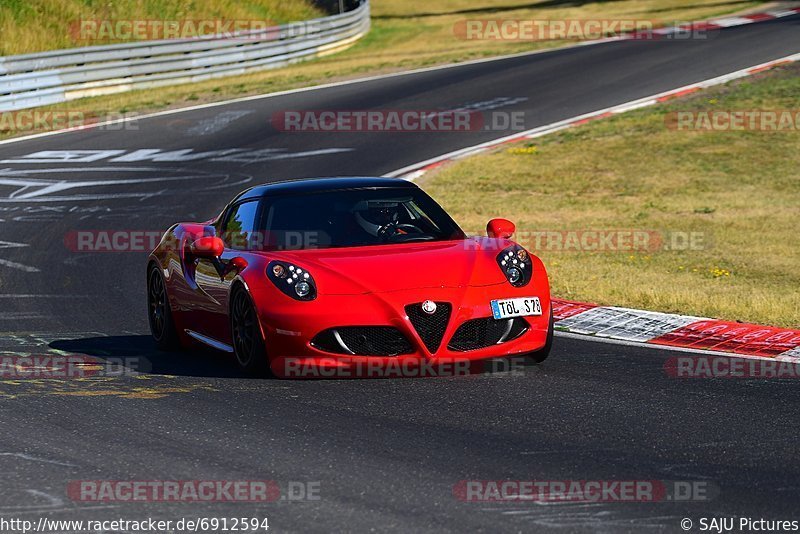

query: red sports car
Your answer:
[147,177,552,377]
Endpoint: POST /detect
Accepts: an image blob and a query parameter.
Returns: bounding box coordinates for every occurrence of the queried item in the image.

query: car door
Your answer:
[194,198,263,345]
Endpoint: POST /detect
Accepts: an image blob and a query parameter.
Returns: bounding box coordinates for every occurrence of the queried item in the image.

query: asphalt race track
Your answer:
[1,14,799,532]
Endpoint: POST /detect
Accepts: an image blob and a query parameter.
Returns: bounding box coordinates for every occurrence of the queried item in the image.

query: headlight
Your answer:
[267,261,317,301]
[497,245,532,287]
[295,281,311,297]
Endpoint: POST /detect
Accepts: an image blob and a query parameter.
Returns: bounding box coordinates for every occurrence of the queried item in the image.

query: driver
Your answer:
[353,200,405,239]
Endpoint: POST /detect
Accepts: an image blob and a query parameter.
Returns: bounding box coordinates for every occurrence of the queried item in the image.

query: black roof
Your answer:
[236,177,417,202]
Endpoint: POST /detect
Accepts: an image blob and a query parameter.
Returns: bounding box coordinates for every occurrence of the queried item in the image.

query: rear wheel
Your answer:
[148,265,180,350]
[230,287,268,375]
[525,307,554,363]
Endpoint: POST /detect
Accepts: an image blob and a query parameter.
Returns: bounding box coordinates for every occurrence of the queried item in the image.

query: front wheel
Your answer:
[147,265,180,350]
[230,287,269,375]
[524,307,554,363]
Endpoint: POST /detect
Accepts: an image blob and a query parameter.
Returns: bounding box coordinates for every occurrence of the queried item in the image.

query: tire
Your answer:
[230,287,269,375]
[526,307,554,363]
[147,265,180,350]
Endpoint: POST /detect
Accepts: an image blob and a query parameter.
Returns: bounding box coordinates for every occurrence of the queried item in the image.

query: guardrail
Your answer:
[0,1,370,112]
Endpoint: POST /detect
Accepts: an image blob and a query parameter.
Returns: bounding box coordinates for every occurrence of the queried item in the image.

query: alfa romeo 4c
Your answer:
[147,177,552,377]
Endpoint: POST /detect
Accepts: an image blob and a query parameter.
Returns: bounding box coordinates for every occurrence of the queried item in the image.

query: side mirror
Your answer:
[222,256,248,278]
[487,218,516,239]
[189,236,224,259]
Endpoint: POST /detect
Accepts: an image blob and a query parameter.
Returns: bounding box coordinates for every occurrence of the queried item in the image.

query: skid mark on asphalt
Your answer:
[0,374,218,400]
[0,332,220,399]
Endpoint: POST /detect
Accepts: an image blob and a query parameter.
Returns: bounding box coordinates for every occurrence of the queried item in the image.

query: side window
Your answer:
[221,200,260,250]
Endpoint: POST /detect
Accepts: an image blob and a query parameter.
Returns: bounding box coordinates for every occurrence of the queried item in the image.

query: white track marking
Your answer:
[0,453,77,467]
[0,294,90,298]
[0,259,40,272]
[0,172,222,201]
[0,240,28,249]
[0,240,40,272]
[1,147,353,164]
[186,110,253,136]
[385,51,800,179]
[0,167,255,202]
[712,17,753,27]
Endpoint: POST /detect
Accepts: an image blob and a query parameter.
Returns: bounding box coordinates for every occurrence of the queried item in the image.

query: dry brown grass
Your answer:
[422,64,800,328]
[0,0,323,55]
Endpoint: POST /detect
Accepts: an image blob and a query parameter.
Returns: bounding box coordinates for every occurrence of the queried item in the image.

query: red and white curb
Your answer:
[552,299,800,361]
[386,12,800,181]
[383,10,800,360]
[593,6,800,44]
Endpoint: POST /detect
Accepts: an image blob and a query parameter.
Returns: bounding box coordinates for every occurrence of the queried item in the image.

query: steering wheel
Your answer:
[378,222,428,242]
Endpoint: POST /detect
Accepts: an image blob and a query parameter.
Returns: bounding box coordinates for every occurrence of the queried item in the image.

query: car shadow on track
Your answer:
[48,335,254,379]
[48,335,547,381]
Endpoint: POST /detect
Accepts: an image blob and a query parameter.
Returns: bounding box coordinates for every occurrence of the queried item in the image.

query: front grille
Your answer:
[311,327,413,356]
[448,317,528,352]
[405,302,452,353]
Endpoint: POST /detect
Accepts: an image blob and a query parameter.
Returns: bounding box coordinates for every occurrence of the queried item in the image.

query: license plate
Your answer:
[491,297,542,320]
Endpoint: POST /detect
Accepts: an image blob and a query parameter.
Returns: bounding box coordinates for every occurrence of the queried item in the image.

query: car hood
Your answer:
[266,238,510,295]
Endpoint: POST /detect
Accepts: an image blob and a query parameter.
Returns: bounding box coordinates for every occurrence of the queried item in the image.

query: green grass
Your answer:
[0,0,769,139]
[421,64,800,328]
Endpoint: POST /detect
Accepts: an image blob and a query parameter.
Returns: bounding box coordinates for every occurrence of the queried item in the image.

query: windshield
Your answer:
[231,187,465,251]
